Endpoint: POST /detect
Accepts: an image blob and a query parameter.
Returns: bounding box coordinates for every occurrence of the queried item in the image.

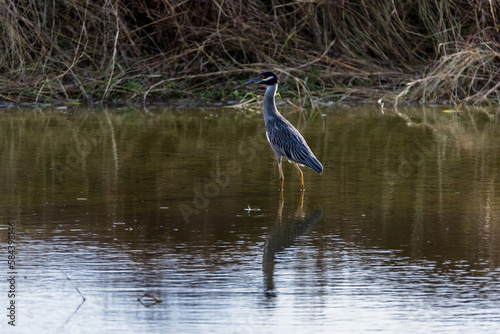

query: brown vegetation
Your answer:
[0,0,498,105]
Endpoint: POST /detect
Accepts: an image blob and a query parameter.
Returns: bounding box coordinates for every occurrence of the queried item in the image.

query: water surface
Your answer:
[1,105,499,333]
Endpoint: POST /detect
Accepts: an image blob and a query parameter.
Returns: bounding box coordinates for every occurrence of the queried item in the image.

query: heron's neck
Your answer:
[263,84,280,122]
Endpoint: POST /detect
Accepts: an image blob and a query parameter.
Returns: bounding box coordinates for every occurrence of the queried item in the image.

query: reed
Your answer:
[0,0,498,105]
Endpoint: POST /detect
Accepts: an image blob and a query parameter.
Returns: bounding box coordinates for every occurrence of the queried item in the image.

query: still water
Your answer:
[1,105,499,333]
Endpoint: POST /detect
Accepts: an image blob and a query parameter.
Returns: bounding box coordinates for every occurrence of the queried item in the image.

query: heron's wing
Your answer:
[266,117,323,173]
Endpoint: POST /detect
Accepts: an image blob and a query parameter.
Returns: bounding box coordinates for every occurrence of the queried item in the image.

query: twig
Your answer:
[61,270,86,302]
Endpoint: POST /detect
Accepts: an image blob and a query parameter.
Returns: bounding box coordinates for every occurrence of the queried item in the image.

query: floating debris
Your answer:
[138,293,162,307]
[244,205,261,212]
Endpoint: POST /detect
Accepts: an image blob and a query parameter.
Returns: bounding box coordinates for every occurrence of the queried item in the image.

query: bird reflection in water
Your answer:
[262,192,323,296]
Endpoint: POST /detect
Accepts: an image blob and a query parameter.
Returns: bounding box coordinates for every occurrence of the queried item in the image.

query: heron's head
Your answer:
[243,72,280,86]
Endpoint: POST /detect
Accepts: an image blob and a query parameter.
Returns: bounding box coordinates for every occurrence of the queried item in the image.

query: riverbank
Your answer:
[0,1,498,106]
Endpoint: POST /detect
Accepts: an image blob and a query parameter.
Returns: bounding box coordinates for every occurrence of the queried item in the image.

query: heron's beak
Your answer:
[243,77,261,86]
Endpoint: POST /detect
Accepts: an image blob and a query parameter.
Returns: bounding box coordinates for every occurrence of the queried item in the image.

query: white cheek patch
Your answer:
[263,76,273,82]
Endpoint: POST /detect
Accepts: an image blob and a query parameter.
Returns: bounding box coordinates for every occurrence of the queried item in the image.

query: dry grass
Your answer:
[0,0,498,105]
[398,43,500,104]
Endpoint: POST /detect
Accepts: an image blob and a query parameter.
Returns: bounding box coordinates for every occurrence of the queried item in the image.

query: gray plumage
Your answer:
[244,71,323,190]
[265,110,323,174]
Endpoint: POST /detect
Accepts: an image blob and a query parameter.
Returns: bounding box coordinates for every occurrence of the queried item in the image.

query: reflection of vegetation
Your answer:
[0,106,498,269]
[0,1,498,104]
[326,106,500,266]
[0,107,276,227]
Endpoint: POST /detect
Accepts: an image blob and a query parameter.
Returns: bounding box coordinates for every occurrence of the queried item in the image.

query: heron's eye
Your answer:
[260,75,265,79]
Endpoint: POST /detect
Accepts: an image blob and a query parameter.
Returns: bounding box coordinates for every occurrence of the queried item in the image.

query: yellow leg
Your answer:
[298,190,304,210]
[294,191,305,217]
[278,159,284,191]
[278,191,284,217]
[293,163,305,191]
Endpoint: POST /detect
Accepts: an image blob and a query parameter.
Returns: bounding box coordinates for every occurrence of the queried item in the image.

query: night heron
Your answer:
[243,71,323,191]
